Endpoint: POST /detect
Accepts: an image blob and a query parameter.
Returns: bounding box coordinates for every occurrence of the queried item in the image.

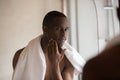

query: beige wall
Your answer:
[0,0,62,80]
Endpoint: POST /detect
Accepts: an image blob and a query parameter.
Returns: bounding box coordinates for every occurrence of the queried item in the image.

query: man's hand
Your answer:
[47,39,66,66]
[46,39,66,80]
[45,39,74,80]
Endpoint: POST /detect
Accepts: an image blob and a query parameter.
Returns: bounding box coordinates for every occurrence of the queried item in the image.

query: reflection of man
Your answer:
[12,11,85,80]
[82,3,120,80]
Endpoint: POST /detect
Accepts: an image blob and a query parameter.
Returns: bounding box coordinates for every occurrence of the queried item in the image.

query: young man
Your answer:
[12,11,85,80]
[82,3,120,80]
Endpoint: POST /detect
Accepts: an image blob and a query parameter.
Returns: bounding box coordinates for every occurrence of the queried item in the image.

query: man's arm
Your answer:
[50,57,74,80]
[12,48,24,70]
[62,58,74,80]
[51,64,64,80]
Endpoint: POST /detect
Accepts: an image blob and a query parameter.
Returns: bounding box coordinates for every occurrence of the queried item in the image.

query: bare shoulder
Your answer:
[64,56,74,69]
[13,48,25,70]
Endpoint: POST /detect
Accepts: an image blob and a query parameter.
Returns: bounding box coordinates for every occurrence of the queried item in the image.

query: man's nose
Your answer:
[61,29,66,36]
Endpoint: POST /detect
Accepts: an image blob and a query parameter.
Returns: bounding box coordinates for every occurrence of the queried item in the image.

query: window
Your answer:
[64,0,119,61]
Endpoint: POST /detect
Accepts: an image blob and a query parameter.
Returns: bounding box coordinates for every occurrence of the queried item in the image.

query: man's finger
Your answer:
[61,49,66,56]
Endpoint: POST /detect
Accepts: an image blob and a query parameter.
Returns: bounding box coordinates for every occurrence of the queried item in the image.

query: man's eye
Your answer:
[65,27,69,31]
[55,27,60,30]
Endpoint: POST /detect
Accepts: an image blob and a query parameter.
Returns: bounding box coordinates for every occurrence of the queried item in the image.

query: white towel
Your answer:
[12,35,85,80]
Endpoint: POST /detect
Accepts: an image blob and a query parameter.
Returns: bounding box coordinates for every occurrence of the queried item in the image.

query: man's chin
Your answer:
[58,42,64,48]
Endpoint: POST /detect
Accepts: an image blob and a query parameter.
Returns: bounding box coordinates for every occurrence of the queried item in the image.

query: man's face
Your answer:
[46,17,69,48]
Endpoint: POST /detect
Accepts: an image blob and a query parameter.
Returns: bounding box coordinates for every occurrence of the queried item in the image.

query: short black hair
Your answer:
[42,11,66,28]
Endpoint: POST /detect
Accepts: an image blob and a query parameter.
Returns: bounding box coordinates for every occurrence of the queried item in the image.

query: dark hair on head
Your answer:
[42,11,67,28]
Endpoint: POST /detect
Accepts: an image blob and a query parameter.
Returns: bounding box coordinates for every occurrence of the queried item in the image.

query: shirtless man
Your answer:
[40,11,74,80]
[13,11,83,80]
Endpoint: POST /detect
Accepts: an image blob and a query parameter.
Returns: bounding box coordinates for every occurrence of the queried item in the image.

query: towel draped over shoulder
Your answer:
[12,35,85,80]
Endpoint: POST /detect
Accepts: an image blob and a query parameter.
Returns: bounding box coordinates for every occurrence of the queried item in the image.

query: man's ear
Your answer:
[43,26,48,33]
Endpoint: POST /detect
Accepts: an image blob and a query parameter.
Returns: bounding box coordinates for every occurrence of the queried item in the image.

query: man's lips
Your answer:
[58,38,66,42]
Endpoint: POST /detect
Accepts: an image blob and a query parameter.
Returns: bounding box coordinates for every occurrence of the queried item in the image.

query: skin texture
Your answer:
[13,11,74,80]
